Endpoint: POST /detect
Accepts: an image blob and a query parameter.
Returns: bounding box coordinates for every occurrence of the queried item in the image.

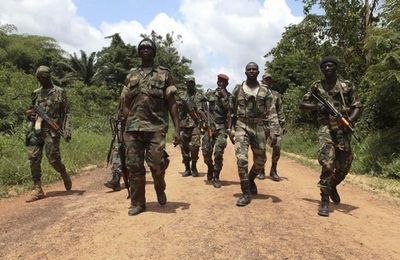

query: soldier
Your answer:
[258,73,286,181]
[119,38,181,216]
[176,76,204,177]
[300,56,361,217]
[25,65,72,203]
[228,62,280,207]
[201,73,232,188]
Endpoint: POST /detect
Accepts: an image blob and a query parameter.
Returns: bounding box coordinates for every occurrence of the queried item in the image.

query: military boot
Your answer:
[269,162,280,182]
[182,162,191,177]
[318,188,330,217]
[206,163,214,181]
[236,180,251,207]
[191,160,199,177]
[26,181,45,203]
[248,170,258,195]
[153,170,167,206]
[330,185,341,205]
[60,169,72,191]
[257,168,266,180]
[104,172,121,191]
[212,170,222,188]
[128,176,146,216]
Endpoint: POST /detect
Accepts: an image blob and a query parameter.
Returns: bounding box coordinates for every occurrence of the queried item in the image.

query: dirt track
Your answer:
[1,143,399,259]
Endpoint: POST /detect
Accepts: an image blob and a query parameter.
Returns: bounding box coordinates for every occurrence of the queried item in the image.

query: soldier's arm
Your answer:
[299,88,318,112]
[348,83,362,123]
[61,89,72,140]
[275,93,286,128]
[165,73,181,145]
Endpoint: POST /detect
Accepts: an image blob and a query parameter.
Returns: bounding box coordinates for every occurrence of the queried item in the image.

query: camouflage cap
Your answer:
[263,72,272,79]
[320,56,337,67]
[185,76,196,83]
[138,38,157,52]
[35,65,51,77]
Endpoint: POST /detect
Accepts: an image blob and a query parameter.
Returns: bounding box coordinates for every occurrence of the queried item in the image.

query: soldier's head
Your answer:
[262,72,272,86]
[245,62,259,80]
[319,56,337,78]
[138,38,157,60]
[35,65,52,87]
[217,73,229,89]
[185,76,196,93]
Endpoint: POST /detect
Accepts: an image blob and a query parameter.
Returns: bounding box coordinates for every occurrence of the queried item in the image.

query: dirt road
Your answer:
[1,143,399,259]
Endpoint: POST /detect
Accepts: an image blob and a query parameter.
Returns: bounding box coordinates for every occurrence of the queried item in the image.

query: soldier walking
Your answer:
[25,65,72,202]
[300,56,361,217]
[258,72,286,181]
[228,62,280,207]
[201,74,232,188]
[119,38,181,216]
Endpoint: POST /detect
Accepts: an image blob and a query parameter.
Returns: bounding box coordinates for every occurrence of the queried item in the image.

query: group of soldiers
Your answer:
[24,38,361,218]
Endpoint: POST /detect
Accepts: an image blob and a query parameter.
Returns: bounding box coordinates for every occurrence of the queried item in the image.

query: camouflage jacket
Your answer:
[176,89,205,128]
[231,82,279,135]
[302,78,361,131]
[30,85,71,137]
[202,88,231,131]
[120,65,176,133]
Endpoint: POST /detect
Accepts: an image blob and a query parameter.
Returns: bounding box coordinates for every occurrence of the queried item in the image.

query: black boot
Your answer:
[128,176,146,216]
[182,162,191,177]
[60,168,72,190]
[318,188,330,217]
[257,168,266,180]
[330,185,341,204]
[212,170,222,188]
[104,172,121,191]
[248,170,258,195]
[270,163,280,182]
[191,160,199,177]
[206,164,214,181]
[236,180,251,207]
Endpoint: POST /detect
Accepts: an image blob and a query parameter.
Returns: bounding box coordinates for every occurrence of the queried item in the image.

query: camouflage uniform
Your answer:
[176,84,205,177]
[302,79,361,189]
[104,139,123,191]
[261,88,286,180]
[201,88,231,183]
[232,82,279,204]
[26,66,72,202]
[120,64,175,212]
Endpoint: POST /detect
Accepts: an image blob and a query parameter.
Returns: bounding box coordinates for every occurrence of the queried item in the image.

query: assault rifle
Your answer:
[311,91,361,143]
[108,118,130,198]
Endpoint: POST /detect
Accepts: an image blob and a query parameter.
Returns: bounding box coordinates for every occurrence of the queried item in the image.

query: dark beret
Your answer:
[320,56,338,67]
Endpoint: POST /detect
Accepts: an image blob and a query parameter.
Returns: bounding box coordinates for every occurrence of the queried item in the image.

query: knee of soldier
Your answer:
[237,158,247,168]
[318,143,335,166]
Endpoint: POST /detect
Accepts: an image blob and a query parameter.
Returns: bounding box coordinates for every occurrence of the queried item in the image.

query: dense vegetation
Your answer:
[0,0,398,196]
[266,0,399,178]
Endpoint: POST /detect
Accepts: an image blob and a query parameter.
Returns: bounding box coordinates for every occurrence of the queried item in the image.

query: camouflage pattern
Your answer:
[176,89,204,163]
[27,85,71,182]
[110,139,122,178]
[201,89,231,173]
[265,89,286,164]
[232,82,279,181]
[302,78,361,187]
[120,65,175,208]
[120,66,175,133]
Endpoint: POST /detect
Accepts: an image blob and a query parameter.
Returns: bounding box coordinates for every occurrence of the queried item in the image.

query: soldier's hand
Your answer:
[26,109,37,121]
[317,103,329,116]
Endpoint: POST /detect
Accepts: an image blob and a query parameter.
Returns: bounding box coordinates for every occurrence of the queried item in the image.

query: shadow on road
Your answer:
[233,193,282,203]
[302,198,359,214]
[45,189,86,198]
[146,201,191,214]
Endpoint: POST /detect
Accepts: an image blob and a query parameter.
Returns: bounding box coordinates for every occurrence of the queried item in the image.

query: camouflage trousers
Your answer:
[27,130,66,182]
[110,140,122,178]
[124,131,170,207]
[265,128,282,164]
[317,126,353,188]
[234,121,267,181]
[180,127,201,164]
[201,128,228,173]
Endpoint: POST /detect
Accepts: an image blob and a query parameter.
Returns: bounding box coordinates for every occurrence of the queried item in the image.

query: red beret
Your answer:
[217,73,229,81]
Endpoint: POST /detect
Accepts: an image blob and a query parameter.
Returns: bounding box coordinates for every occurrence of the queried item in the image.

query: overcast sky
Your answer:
[0,0,304,90]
